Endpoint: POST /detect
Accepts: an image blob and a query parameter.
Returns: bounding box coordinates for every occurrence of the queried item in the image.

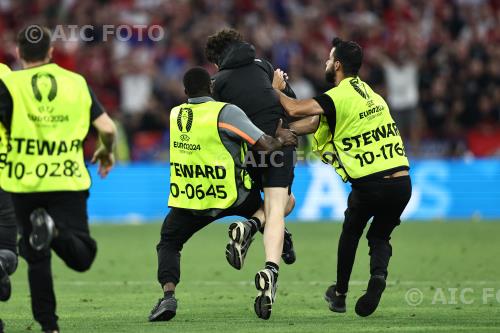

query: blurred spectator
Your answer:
[0,0,498,160]
[117,47,154,115]
[375,48,420,151]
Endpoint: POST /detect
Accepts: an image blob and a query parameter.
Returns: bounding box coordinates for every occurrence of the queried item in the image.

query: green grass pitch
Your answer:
[2,222,500,332]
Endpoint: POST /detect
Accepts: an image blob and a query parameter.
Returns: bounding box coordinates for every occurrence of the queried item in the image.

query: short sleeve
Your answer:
[313,93,336,134]
[218,104,264,146]
[88,86,105,122]
[313,94,336,117]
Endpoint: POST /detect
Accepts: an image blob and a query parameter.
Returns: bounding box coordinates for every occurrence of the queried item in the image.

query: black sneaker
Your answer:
[324,284,346,313]
[254,268,277,320]
[0,260,11,302]
[282,228,296,264]
[225,221,254,270]
[148,296,177,322]
[0,319,4,333]
[355,275,386,317]
[29,208,55,251]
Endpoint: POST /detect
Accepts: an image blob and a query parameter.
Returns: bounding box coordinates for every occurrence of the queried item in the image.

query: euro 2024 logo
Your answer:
[31,72,57,113]
[177,107,193,142]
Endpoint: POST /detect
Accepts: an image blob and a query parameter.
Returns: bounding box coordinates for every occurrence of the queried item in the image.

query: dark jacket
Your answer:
[212,42,296,136]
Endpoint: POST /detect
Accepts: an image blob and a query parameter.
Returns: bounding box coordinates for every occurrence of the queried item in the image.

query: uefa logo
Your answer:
[31,72,58,104]
[177,108,193,133]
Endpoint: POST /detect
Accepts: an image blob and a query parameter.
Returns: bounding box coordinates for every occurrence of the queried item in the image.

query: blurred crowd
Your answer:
[0,0,499,160]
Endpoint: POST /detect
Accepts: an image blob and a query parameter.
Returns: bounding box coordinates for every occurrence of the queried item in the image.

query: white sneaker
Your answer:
[225,221,254,270]
[254,268,277,320]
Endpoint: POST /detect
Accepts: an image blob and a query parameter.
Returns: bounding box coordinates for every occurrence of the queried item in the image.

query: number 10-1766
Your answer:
[354,142,406,167]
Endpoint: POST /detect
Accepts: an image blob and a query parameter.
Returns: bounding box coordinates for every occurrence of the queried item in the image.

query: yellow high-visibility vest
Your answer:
[168,101,249,210]
[313,77,409,181]
[1,63,92,192]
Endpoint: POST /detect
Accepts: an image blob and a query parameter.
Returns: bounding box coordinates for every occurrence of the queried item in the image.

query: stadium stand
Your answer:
[0,0,498,160]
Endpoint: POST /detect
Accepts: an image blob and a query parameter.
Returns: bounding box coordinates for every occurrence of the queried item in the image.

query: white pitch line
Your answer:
[12,280,500,286]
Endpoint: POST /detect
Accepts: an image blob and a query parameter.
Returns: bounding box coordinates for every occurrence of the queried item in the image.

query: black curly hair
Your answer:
[183,67,211,97]
[331,37,363,77]
[205,29,243,65]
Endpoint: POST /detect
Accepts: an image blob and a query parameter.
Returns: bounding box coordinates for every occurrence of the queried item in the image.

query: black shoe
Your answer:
[282,228,296,265]
[29,208,55,251]
[355,275,386,317]
[148,296,177,322]
[324,284,346,313]
[0,319,4,333]
[254,268,277,320]
[225,221,254,270]
[0,260,11,302]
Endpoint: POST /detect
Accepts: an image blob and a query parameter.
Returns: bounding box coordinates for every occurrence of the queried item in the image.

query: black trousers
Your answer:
[10,191,97,331]
[336,176,412,294]
[157,188,262,287]
[0,189,17,253]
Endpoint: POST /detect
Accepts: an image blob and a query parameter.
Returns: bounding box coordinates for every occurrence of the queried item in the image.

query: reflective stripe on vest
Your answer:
[1,63,91,192]
[168,101,239,210]
[313,77,409,181]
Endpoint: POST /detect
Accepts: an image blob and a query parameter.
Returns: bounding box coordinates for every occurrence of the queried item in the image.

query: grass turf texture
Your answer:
[2,222,500,332]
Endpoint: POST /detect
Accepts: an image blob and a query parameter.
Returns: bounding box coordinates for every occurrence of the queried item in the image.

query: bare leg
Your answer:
[262,187,289,264]
[258,192,295,229]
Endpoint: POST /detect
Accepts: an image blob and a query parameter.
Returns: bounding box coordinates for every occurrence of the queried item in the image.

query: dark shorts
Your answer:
[247,146,295,191]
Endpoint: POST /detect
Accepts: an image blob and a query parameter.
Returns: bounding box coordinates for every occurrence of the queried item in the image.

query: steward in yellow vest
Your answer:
[273,37,412,318]
[311,76,409,181]
[149,67,297,322]
[168,99,250,211]
[1,63,93,192]
[0,25,117,333]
